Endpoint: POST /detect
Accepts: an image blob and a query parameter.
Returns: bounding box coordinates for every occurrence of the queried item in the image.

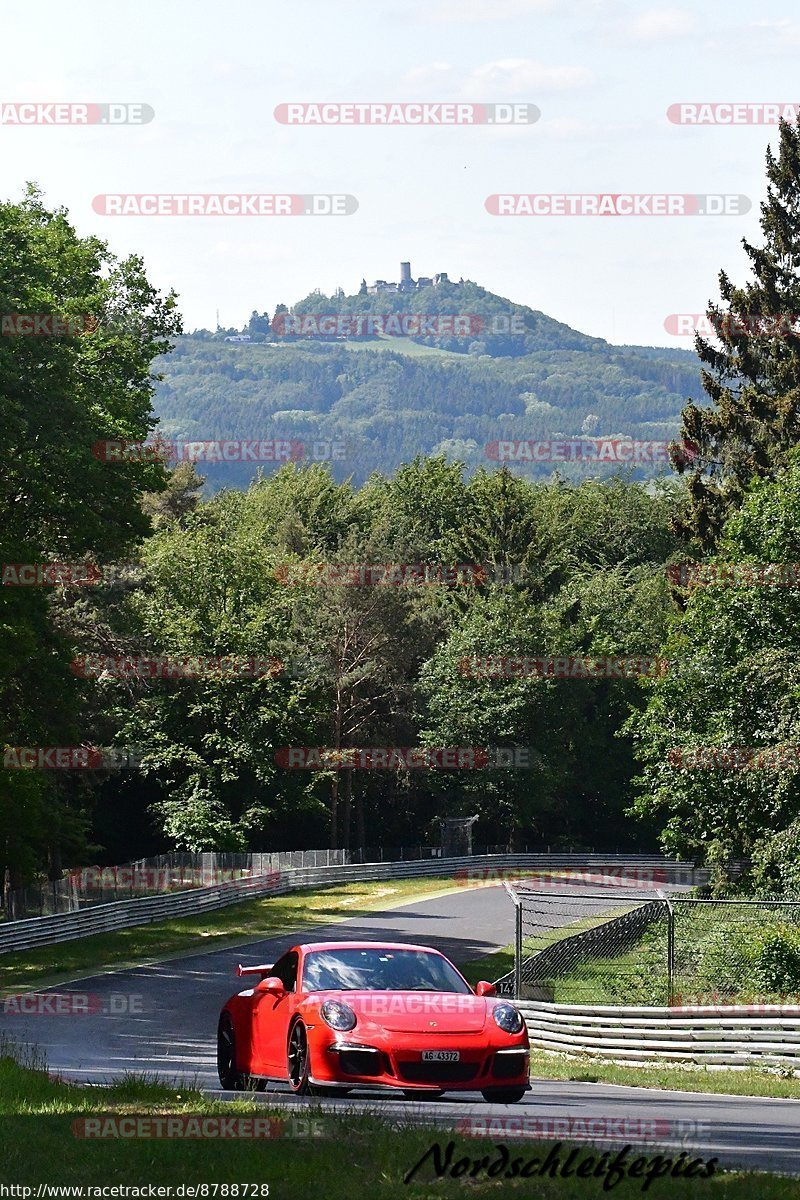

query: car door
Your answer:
[252,950,299,1075]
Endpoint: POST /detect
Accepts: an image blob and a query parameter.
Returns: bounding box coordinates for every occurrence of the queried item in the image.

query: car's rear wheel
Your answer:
[480,1087,527,1104]
[287,1021,311,1094]
[217,1013,244,1090]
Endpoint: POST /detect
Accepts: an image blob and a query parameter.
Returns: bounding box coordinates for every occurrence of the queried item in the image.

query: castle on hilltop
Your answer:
[362,262,451,295]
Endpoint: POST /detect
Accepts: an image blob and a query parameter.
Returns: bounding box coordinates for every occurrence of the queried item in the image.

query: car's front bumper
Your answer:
[313,1037,530,1091]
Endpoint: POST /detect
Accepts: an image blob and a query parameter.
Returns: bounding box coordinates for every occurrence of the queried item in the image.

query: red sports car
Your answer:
[217,940,529,1102]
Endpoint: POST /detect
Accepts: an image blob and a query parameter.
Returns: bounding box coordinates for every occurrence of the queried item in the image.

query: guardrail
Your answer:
[518,1000,800,1068]
[0,853,694,957]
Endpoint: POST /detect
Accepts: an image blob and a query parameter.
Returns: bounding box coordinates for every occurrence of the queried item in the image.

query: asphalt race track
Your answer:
[3,884,800,1176]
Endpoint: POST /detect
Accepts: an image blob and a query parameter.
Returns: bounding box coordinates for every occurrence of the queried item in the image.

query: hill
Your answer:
[152,279,703,488]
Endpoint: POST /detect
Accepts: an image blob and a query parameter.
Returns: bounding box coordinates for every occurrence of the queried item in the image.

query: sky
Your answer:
[1,0,799,347]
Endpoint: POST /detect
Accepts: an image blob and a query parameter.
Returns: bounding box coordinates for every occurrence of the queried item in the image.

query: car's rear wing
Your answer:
[237,963,274,977]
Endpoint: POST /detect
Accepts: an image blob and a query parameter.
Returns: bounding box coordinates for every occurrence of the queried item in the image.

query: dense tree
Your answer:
[99,466,681,854]
[157,322,703,491]
[626,452,800,880]
[673,119,800,548]
[0,187,180,888]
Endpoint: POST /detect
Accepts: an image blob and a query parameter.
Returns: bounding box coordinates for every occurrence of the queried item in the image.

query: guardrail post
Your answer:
[666,897,675,1005]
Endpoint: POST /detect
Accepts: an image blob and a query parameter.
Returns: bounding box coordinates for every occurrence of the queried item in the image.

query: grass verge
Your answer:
[526,1049,800,1101]
[0,1053,795,1197]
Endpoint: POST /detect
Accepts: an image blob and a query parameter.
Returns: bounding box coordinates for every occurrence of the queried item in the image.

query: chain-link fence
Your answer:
[350,843,508,863]
[671,897,800,1006]
[497,887,671,1003]
[498,885,800,1006]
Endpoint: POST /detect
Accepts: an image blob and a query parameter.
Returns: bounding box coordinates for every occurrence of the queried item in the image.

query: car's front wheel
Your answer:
[480,1087,527,1104]
[217,1013,244,1090]
[287,1021,312,1094]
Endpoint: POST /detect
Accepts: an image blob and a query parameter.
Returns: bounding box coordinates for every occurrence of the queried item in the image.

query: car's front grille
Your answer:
[398,1061,478,1084]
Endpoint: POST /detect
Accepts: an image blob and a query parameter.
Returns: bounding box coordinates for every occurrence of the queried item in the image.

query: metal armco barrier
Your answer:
[518,1000,800,1068]
[0,854,695,956]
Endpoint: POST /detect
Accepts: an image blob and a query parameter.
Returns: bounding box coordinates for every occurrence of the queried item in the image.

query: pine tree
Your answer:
[673,117,800,548]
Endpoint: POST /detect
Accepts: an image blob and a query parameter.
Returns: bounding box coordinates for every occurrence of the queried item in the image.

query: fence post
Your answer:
[514,899,523,1000]
[664,896,675,1005]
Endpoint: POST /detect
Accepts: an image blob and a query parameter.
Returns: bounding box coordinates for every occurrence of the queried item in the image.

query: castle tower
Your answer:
[400,261,412,284]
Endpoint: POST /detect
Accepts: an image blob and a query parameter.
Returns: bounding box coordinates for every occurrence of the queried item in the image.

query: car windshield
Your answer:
[301,947,472,993]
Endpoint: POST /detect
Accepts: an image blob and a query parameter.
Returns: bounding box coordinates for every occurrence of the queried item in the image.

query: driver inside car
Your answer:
[387,955,433,990]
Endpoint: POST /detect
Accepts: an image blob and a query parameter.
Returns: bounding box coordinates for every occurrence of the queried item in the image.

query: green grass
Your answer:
[461,945,516,988]
[0,875,465,993]
[337,335,464,359]
[0,1054,795,1197]
[527,1048,800,1100]
[549,925,669,1005]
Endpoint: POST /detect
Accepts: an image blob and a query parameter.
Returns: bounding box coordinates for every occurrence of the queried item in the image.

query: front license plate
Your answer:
[422,1050,460,1062]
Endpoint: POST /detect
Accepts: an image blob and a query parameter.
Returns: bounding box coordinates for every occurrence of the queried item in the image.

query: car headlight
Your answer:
[492,1002,524,1034]
[320,999,357,1031]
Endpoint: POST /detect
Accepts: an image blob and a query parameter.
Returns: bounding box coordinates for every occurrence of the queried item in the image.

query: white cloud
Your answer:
[405,59,594,97]
[631,8,696,40]
[703,18,800,57]
[746,19,800,48]
[471,59,594,93]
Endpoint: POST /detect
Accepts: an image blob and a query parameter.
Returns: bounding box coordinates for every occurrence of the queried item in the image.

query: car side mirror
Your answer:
[475,980,497,997]
[255,975,286,996]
